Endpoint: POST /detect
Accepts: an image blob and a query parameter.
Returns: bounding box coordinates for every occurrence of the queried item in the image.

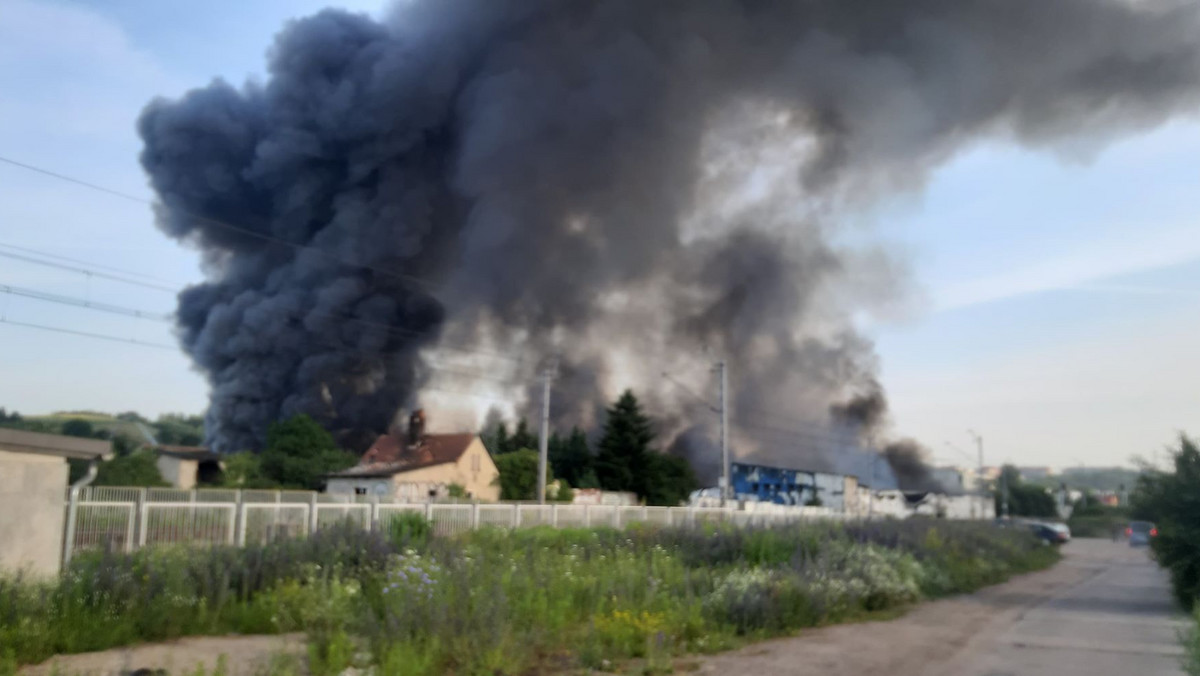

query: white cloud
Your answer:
[932,224,1200,311]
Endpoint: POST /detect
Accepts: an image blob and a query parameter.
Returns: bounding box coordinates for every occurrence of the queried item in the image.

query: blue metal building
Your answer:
[731,461,848,508]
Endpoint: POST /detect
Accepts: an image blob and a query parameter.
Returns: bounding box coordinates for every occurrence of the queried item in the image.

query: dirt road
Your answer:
[694,539,1188,676]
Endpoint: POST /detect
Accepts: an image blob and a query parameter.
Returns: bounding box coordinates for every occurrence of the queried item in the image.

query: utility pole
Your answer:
[716,361,730,505]
[969,429,1001,519]
[536,359,556,505]
[867,451,877,519]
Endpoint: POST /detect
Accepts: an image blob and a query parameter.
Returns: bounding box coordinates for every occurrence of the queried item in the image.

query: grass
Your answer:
[1,519,1058,675]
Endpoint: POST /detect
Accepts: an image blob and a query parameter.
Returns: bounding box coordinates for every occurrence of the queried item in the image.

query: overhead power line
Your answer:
[1,242,536,366]
[0,155,446,292]
[0,249,179,293]
[0,242,176,283]
[0,283,172,321]
[0,317,176,350]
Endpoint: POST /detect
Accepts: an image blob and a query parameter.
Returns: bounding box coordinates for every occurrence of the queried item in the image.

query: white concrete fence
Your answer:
[63,487,835,566]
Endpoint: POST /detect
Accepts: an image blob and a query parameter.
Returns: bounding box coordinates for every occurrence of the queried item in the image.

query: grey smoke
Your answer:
[139,0,1200,455]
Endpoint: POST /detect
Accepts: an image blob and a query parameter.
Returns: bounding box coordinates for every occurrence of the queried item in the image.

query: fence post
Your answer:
[62,487,80,569]
[471,502,481,530]
[236,502,248,547]
[688,506,696,528]
[370,496,380,532]
[666,508,674,528]
[133,487,147,548]
[226,505,236,545]
[234,489,245,546]
[424,501,434,523]
[308,493,319,535]
[138,501,150,547]
[514,505,522,528]
[551,504,559,528]
[613,506,621,529]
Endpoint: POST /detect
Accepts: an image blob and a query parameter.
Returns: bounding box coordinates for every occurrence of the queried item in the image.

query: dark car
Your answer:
[1028,522,1069,545]
[1127,521,1157,547]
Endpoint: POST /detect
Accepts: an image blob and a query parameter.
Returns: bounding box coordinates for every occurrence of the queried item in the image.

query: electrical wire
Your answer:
[0,249,179,293]
[1,244,539,366]
[0,283,172,321]
[0,242,176,283]
[0,155,447,292]
[0,317,176,350]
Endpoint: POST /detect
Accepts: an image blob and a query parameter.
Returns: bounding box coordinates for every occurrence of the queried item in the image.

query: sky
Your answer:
[0,0,1197,470]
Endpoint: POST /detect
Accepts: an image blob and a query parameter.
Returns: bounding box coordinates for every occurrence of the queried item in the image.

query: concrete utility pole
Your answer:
[716,360,730,505]
[536,360,555,505]
[969,429,999,518]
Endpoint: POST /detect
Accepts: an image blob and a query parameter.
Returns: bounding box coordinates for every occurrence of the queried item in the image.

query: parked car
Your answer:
[1028,521,1069,545]
[1127,520,1157,547]
[1048,522,1071,543]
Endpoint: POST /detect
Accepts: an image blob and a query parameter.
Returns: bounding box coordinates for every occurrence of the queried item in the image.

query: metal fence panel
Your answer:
[141,503,236,547]
[429,504,472,537]
[71,502,136,553]
[478,504,516,528]
[242,504,309,545]
[63,485,857,560]
[76,487,141,503]
[314,504,370,530]
[555,505,587,528]
[516,505,552,527]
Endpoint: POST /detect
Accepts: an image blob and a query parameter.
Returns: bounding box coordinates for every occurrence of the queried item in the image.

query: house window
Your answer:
[354,487,367,496]
[471,453,481,472]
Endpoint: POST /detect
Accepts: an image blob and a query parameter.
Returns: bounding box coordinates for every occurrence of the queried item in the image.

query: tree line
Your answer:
[4,389,701,506]
[484,389,698,506]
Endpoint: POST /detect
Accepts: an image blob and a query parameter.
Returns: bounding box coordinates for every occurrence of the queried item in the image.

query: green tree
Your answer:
[259,414,356,490]
[92,452,170,487]
[221,452,275,488]
[153,413,205,446]
[61,418,96,439]
[595,390,654,496]
[493,448,549,501]
[553,482,574,503]
[1130,435,1200,608]
[641,452,698,506]
[111,433,139,457]
[549,427,594,487]
[509,419,538,455]
[481,421,509,456]
[995,464,1058,518]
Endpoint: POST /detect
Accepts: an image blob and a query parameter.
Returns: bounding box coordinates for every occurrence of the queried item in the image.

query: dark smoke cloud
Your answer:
[139,0,1200,454]
[882,439,943,493]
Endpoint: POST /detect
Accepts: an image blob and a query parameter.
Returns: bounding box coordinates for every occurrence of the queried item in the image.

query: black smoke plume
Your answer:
[139,0,1200,454]
[882,439,943,493]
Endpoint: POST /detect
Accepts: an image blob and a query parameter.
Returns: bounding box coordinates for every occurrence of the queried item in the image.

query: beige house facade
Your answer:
[327,430,500,501]
[153,445,224,489]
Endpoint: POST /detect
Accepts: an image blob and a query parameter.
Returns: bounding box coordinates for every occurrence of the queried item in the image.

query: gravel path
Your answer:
[691,539,1182,676]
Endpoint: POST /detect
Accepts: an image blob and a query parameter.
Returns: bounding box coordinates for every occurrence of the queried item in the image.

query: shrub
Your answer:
[383,512,431,549]
[2,520,1055,673]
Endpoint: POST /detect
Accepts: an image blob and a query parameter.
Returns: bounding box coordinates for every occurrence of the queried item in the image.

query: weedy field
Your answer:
[1,516,1058,676]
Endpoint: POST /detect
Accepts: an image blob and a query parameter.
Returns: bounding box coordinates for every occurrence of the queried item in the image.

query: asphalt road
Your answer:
[695,538,1189,676]
[947,538,1188,676]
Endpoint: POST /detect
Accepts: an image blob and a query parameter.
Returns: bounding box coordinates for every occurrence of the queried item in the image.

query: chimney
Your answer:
[408,409,426,447]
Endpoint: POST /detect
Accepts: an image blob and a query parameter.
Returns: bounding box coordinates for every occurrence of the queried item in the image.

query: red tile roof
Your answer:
[328,433,477,479]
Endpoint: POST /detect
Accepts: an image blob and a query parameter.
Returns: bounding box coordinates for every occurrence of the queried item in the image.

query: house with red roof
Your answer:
[325,410,500,501]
